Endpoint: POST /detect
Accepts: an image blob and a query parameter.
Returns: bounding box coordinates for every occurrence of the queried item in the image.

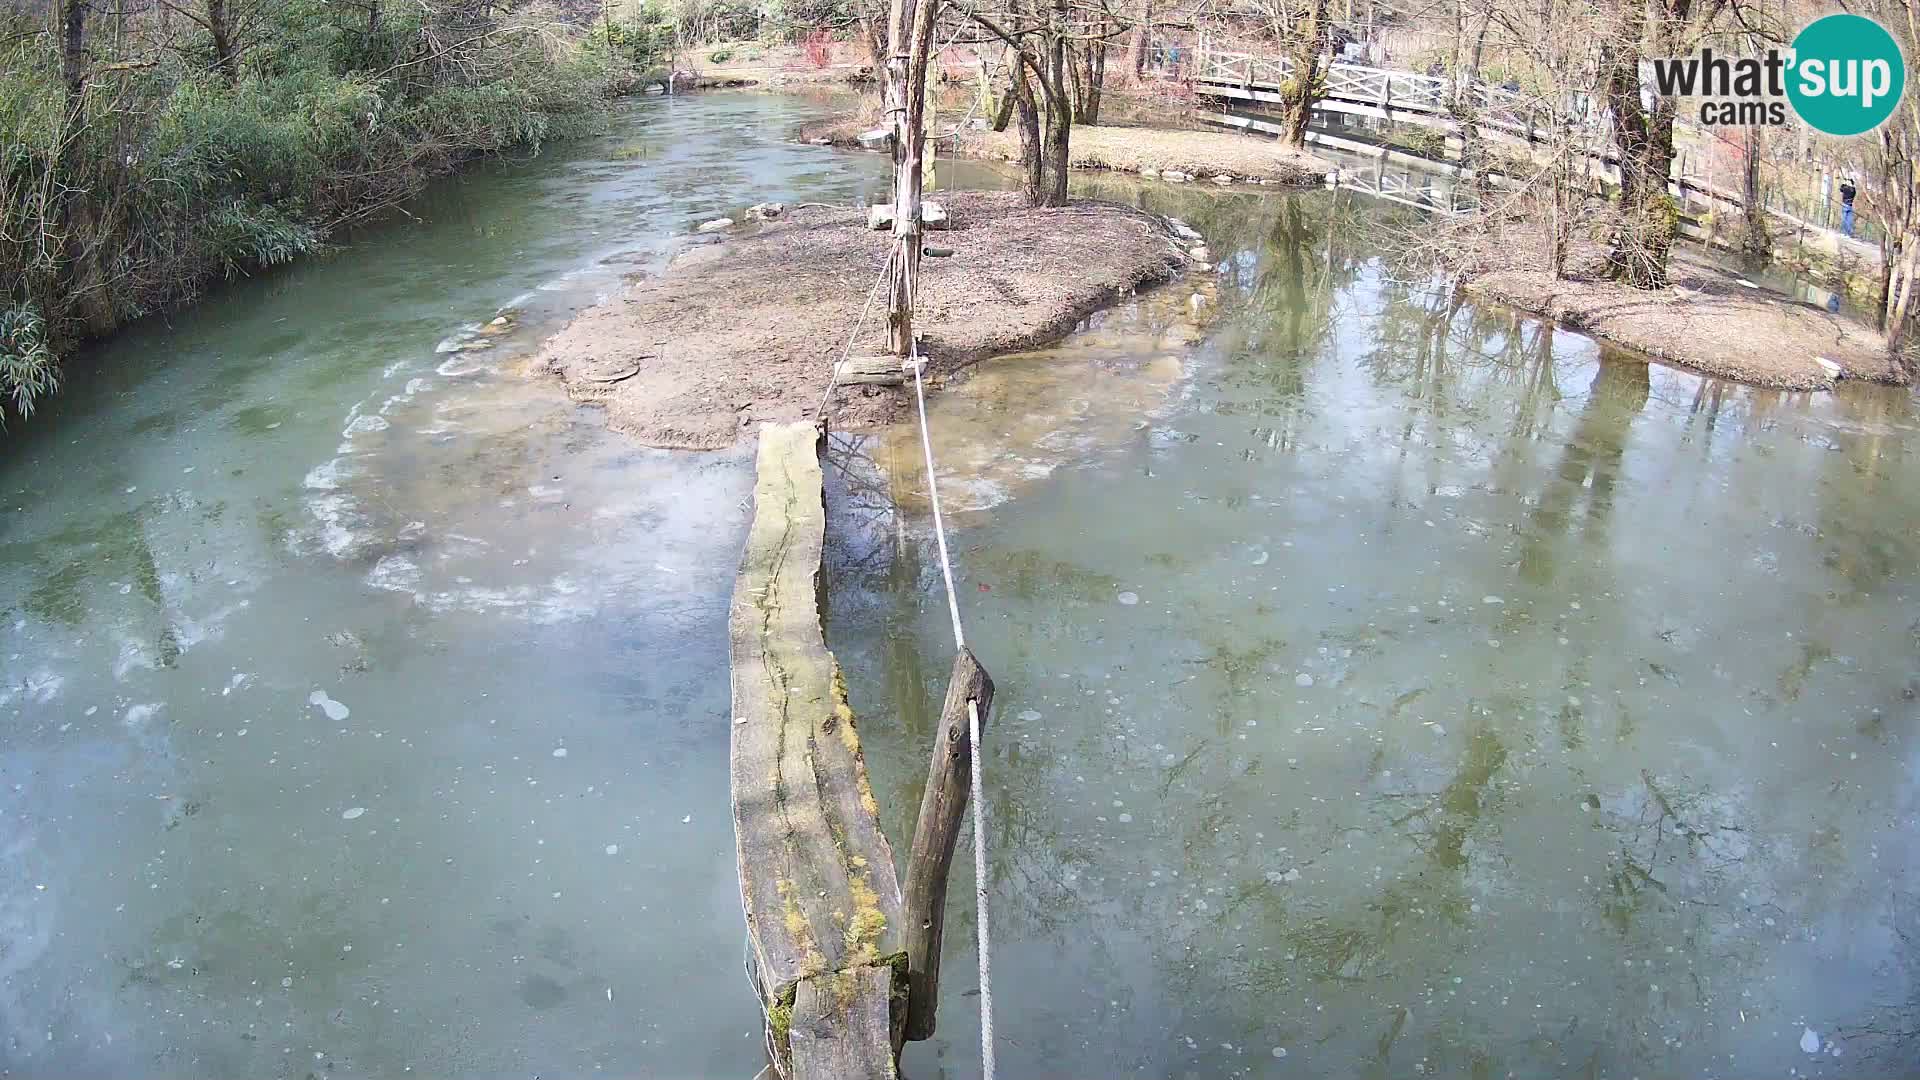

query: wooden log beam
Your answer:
[837,356,908,386]
[901,649,995,1042]
[790,967,904,1080]
[731,421,906,1080]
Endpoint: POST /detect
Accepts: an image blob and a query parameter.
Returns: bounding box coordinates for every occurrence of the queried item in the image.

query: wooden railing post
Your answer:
[902,648,995,1042]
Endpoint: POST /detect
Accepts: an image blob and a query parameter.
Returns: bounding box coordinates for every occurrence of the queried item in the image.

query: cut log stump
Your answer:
[731,421,906,1080]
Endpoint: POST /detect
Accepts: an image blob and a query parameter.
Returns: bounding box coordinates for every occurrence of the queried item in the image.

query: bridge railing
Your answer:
[1195,41,1530,124]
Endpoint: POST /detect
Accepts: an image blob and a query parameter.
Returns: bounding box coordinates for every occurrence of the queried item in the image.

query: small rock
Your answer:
[1117,591,1140,606]
[1189,246,1212,263]
[341,807,366,821]
[1800,1028,1821,1054]
[1271,1047,1288,1059]
[1140,167,1160,178]
[1161,170,1190,182]
[1814,356,1842,378]
[696,217,734,233]
[1294,673,1314,687]
[745,202,785,221]
[1212,174,1235,184]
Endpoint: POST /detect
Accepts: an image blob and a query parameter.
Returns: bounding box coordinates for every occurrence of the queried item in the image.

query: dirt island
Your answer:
[535,191,1197,449]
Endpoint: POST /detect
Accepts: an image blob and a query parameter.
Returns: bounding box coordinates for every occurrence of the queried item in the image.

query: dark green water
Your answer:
[3,91,1916,1080]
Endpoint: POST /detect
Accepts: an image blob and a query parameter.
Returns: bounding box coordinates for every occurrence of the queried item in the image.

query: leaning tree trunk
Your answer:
[989,46,1018,130]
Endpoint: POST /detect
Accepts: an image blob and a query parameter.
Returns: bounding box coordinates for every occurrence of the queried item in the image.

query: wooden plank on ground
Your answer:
[730,420,906,1079]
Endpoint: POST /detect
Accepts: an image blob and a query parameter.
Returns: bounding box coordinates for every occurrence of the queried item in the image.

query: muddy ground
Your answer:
[536,192,1193,449]
[1457,223,1907,389]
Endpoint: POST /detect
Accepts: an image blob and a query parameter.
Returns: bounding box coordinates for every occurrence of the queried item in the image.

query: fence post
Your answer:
[902,649,996,1042]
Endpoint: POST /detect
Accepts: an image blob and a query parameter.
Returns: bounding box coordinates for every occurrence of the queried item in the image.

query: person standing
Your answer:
[1840,176,1857,238]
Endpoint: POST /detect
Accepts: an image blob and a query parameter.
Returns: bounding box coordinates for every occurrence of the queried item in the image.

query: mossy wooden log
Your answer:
[790,966,905,1080]
[730,421,906,1079]
[901,649,994,1041]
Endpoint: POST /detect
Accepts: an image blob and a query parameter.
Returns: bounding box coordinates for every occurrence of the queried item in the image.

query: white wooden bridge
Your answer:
[1192,42,1546,143]
[1190,40,1877,261]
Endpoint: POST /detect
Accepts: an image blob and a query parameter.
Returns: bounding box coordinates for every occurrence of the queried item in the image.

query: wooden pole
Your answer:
[886,0,940,356]
[901,648,995,1042]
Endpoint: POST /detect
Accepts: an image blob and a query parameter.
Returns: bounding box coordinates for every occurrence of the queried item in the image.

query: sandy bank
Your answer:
[798,117,1330,187]
[1459,225,1907,390]
[536,192,1192,449]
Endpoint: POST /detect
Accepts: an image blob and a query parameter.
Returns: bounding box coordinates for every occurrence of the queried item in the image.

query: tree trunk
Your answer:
[1739,125,1771,268]
[1011,58,1044,204]
[1130,0,1151,77]
[61,0,89,100]
[1279,0,1330,148]
[853,0,885,69]
[1888,236,1916,353]
[1040,10,1071,207]
[1069,33,1105,124]
[1599,4,1676,288]
[885,0,939,355]
[206,0,238,79]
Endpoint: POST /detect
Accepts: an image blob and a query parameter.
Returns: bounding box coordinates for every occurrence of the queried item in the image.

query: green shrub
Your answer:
[0,305,56,421]
[0,8,608,425]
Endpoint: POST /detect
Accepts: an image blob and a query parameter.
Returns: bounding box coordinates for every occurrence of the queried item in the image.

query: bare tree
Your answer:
[882,0,939,352]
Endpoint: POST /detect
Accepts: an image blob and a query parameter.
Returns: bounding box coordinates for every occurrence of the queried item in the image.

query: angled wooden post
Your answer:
[901,648,995,1041]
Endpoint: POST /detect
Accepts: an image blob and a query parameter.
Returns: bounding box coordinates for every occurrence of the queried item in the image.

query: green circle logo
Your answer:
[1787,14,1906,136]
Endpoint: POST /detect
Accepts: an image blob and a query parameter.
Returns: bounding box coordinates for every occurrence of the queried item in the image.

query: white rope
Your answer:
[909,345,968,652]
[815,247,898,420]
[907,339,995,1080]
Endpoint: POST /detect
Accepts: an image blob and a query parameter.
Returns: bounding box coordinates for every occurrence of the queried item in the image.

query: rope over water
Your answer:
[807,225,996,1080]
[907,337,996,1080]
